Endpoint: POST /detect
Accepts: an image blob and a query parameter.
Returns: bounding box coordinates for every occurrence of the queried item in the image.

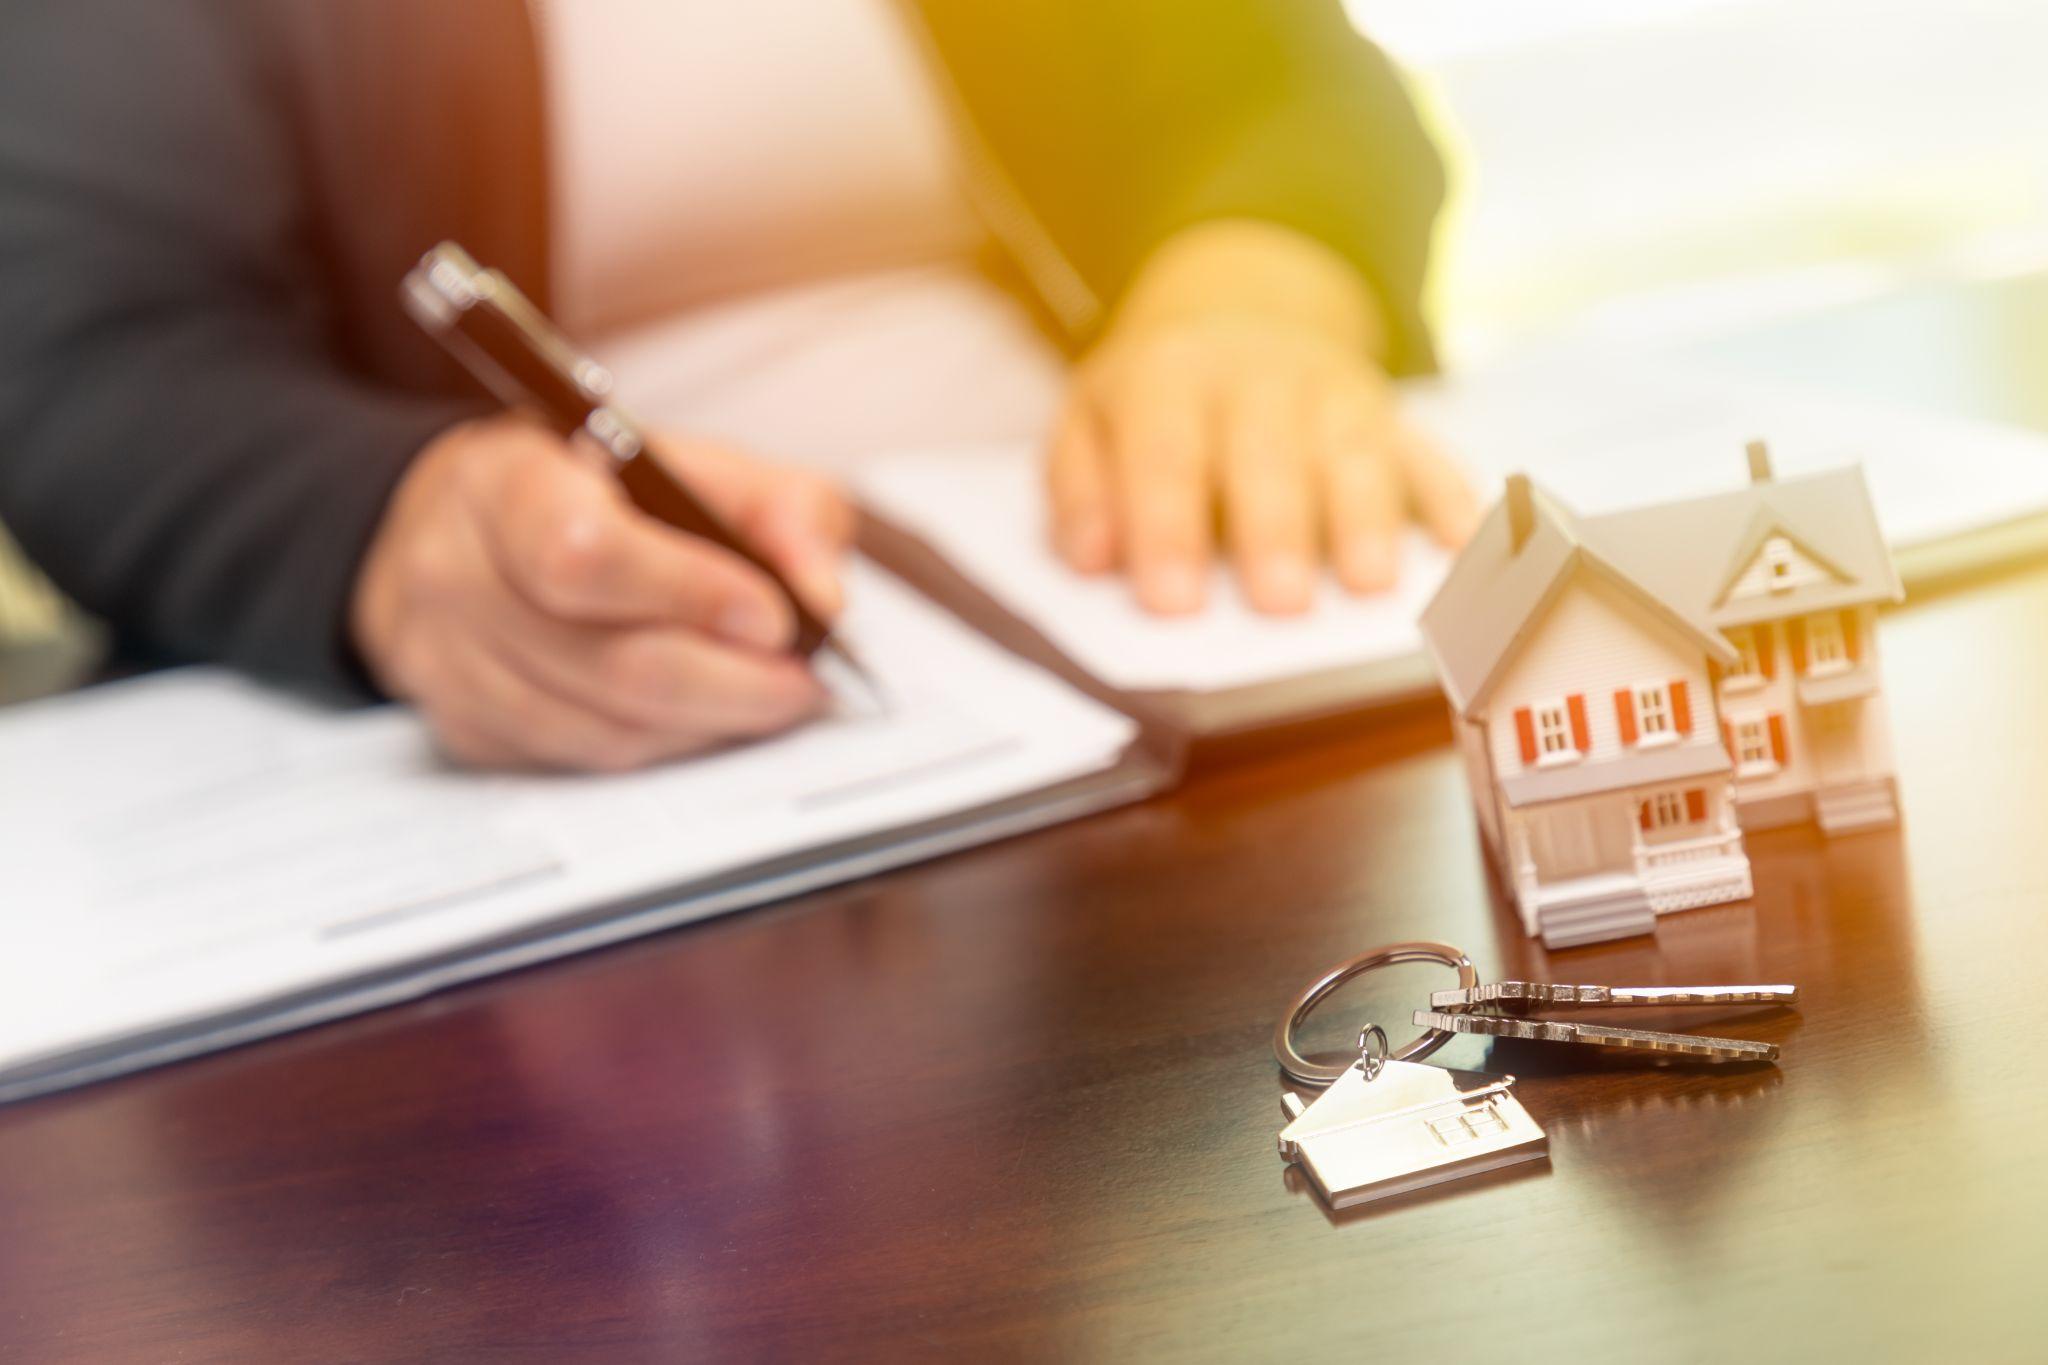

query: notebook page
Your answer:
[861,450,1452,694]
[0,561,1135,1071]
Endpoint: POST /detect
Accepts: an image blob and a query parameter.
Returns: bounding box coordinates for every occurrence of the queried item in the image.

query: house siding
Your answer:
[1717,604,1890,807]
[1716,616,1807,802]
[1485,569,1724,786]
[1456,715,1504,861]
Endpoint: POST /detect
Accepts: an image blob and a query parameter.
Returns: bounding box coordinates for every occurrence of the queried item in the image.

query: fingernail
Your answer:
[1141,561,1205,614]
[1344,535,1399,591]
[1444,505,1482,546]
[794,558,844,619]
[717,595,788,650]
[1059,519,1112,574]
[1254,555,1315,613]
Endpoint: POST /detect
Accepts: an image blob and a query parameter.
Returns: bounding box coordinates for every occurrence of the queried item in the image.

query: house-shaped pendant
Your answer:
[1278,1059,1548,1208]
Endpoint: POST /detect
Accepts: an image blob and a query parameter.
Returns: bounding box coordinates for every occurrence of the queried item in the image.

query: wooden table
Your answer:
[4,557,2046,1360]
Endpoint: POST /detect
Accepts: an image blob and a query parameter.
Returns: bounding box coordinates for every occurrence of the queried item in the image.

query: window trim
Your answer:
[1764,537,1795,592]
[1724,626,1766,692]
[1804,612,1850,676]
[1632,680,1678,748]
[1733,714,1778,775]
[1532,698,1577,767]
[1648,788,1690,829]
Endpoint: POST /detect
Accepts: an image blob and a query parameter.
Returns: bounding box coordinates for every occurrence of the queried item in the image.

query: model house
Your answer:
[1419,443,1903,948]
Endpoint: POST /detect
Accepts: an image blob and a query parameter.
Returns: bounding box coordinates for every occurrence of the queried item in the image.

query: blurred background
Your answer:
[1348,0,2048,360]
[8,0,2048,695]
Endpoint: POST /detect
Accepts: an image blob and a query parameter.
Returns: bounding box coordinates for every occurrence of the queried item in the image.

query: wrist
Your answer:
[1106,219,1388,361]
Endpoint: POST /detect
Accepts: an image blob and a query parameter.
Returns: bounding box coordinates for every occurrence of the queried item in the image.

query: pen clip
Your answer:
[580,406,644,465]
[401,241,618,430]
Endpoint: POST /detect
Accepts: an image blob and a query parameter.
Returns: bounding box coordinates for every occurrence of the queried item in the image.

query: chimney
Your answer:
[1506,473,1534,553]
[1746,439,1773,484]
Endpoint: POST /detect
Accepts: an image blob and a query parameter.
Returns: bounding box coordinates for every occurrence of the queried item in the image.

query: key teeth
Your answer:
[1457,981,1798,1010]
[1415,1009,1781,1063]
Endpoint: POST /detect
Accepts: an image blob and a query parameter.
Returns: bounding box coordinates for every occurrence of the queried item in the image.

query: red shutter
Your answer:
[1788,618,1808,675]
[1685,788,1706,822]
[1567,694,1590,752]
[1758,624,1777,679]
[1722,721,1735,760]
[1842,610,1861,664]
[1768,713,1789,765]
[1638,798,1653,832]
[1515,708,1536,764]
[1670,679,1693,734]
[1614,690,1637,746]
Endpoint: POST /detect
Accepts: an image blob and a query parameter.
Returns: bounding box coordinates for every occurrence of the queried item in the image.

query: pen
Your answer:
[399,240,875,692]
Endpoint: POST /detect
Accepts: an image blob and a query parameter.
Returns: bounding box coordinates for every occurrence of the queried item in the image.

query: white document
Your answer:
[1400,347,2048,546]
[858,350,2048,694]
[0,562,1136,1080]
[862,450,1455,695]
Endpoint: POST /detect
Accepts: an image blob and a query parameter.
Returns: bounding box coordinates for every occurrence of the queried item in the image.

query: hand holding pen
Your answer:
[348,247,857,772]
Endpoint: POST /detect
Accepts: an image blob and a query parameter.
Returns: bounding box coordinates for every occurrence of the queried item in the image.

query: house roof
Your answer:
[1419,482,1738,716]
[1420,461,1900,717]
[1580,466,1904,630]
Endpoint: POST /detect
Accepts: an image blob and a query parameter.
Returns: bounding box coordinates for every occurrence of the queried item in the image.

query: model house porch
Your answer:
[1503,781,1752,947]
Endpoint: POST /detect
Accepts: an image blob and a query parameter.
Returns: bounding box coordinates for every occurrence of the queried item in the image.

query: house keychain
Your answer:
[1273,941,1795,1209]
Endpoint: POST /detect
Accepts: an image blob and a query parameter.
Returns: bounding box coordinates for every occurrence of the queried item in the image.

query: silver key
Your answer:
[1430,982,1797,1011]
[1412,1010,1780,1062]
[1414,978,1795,1063]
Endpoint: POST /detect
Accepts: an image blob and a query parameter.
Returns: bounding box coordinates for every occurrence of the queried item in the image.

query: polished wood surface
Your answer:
[4,560,2046,1361]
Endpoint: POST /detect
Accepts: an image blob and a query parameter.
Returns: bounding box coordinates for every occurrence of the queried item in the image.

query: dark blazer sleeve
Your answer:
[0,0,480,694]
[910,0,1446,374]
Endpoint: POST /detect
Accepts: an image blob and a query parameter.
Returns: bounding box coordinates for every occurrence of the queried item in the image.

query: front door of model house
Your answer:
[1534,806,1601,880]
[1805,699,1861,788]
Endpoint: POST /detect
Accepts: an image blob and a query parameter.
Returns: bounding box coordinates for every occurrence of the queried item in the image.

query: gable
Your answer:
[1460,545,1733,715]
[1423,477,1742,717]
[1482,568,1716,775]
[1720,528,1844,604]
[1491,568,1707,708]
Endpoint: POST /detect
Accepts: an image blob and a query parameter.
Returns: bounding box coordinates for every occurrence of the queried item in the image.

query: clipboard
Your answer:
[0,524,1186,1106]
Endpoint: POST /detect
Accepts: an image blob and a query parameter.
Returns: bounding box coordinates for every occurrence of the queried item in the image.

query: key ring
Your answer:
[1355,1024,1389,1082]
[1273,941,1480,1086]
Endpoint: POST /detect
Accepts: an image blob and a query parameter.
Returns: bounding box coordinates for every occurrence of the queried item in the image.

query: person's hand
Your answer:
[1047,220,1478,615]
[350,415,854,771]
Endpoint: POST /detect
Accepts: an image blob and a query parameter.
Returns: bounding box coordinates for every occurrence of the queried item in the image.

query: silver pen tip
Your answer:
[814,643,890,716]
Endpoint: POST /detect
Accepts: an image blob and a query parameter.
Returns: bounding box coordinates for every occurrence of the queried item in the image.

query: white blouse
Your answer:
[538,1,1064,472]
[539,0,982,339]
